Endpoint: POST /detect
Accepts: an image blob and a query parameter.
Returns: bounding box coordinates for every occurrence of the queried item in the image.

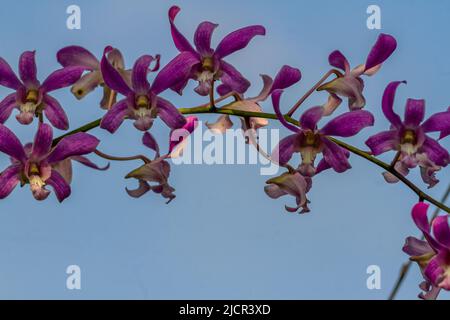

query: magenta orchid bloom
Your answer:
[365,81,450,188]
[403,202,450,300]
[318,34,397,115]
[57,45,135,108]
[207,65,302,134]
[0,51,84,129]
[271,90,374,176]
[0,123,99,202]
[168,5,265,96]
[100,47,198,133]
[265,171,312,214]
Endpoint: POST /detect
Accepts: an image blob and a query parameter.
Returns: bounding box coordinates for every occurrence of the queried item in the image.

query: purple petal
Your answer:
[0,57,21,89]
[71,155,109,171]
[365,130,398,155]
[404,98,425,128]
[422,110,450,133]
[432,216,450,249]
[31,123,53,160]
[271,65,302,92]
[100,46,132,96]
[329,50,350,72]
[57,46,99,70]
[247,74,273,102]
[382,81,405,128]
[19,51,38,87]
[46,170,71,202]
[411,202,442,251]
[215,25,266,59]
[271,134,298,166]
[100,99,129,133]
[131,55,154,95]
[126,180,151,198]
[0,165,20,199]
[194,21,218,56]
[0,124,26,162]
[47,133,99,164]
[271,89,301,133]
[219,61,251,94]
[424,256,445,287]
[320,110,374,137]
[0,93,18,123]
[43,94,69,130]
[420,136,449,167]
[152,52,199,95]
[364,33,397,71]
[403,236,433,257]
[142,132,160,155]
[168,6,197,54]
[322,139,352,173]
[299,106,323,131]
[41,67,84,93]
[156,97,186,129]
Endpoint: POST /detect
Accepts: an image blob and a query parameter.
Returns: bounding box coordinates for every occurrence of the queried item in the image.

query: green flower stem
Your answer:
[52,104,450,213]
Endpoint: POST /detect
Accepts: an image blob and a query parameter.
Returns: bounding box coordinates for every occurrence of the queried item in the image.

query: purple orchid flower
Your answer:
[317,34,397,115]
[0,51,84,129]
[271,90,374,176]
[168,5,265,96]
[403,202,450,300]
[100,47,198,133]
[57,46,138,109]
[365,81,450,188]
[206,65,302,134]
[0,123,99,202]
[265,171,312,214]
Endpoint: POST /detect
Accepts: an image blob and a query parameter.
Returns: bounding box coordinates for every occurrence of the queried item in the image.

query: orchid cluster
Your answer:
[0,5,449,299]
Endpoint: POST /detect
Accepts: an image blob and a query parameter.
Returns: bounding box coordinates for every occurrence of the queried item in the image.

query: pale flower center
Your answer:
[400,129,418,155]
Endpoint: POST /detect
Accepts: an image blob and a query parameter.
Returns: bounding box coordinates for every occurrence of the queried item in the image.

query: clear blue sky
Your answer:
[0,0,448,299]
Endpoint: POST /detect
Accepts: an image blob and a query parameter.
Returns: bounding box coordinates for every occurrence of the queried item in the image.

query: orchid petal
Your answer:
[0,165,20,199]
[271,65,302,92]
[71,156,110,171]
[0,57,21,89]
[322,139,352,173]
[0,93,18,123]
[404,98,425,128]
[100,99,129,133]
[194,21,218,56]
[156,97,186,129]
[365,130,398,155]
[218,60,250,94]
[43,94,69,130]
[321,110,374,137]
[126,180,151,198]
[47,133,99,164]
[432,216,450,249]
[403,236,433,257]
[168,6,197,54]
[382,81,405,128]
[271,89,300,133]
[131,55,154,95]
[206,115,234,134]
[420,136,449,167]
[215,25,266,59]
[169,116,198,153]
[18,51,38,87]
[152,52,199,95]
[422,110,450,133]
[364,33,397,71]
[322,94,342,116]
[57,46,99,70]
[271,134,299,166]
[100,46,132,96]
[31,123,53,160]
[328,50,350,73]
[299,106,323,131]
[46,170,71,202]
[0,124,26,162]
[142,132,160,156]
[41,67,84,93]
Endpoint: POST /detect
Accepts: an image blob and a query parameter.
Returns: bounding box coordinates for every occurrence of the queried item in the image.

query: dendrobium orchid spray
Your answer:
[0,4,449,300]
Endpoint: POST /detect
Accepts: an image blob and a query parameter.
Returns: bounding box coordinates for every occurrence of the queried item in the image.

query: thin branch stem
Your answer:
[52,104,450,213]
[94,149,151,164]
[390,151,401,168]
[286,69,342,117]
[388,184,450,300]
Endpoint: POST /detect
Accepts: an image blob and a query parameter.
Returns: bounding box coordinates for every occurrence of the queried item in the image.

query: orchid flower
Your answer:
[365,81,450,188]
[0,123,99,202]
[100,47,198,133]
[206,65,302,134]
[57,46,138,109]
[317,34,397,115]
[265,171,312,214]
[168,5,265,96]
[403,202,450,300]
[271,90,374,176]
[0,51,84,129]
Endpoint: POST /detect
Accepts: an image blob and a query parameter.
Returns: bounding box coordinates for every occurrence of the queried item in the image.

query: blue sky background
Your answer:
[0,0,448,299]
